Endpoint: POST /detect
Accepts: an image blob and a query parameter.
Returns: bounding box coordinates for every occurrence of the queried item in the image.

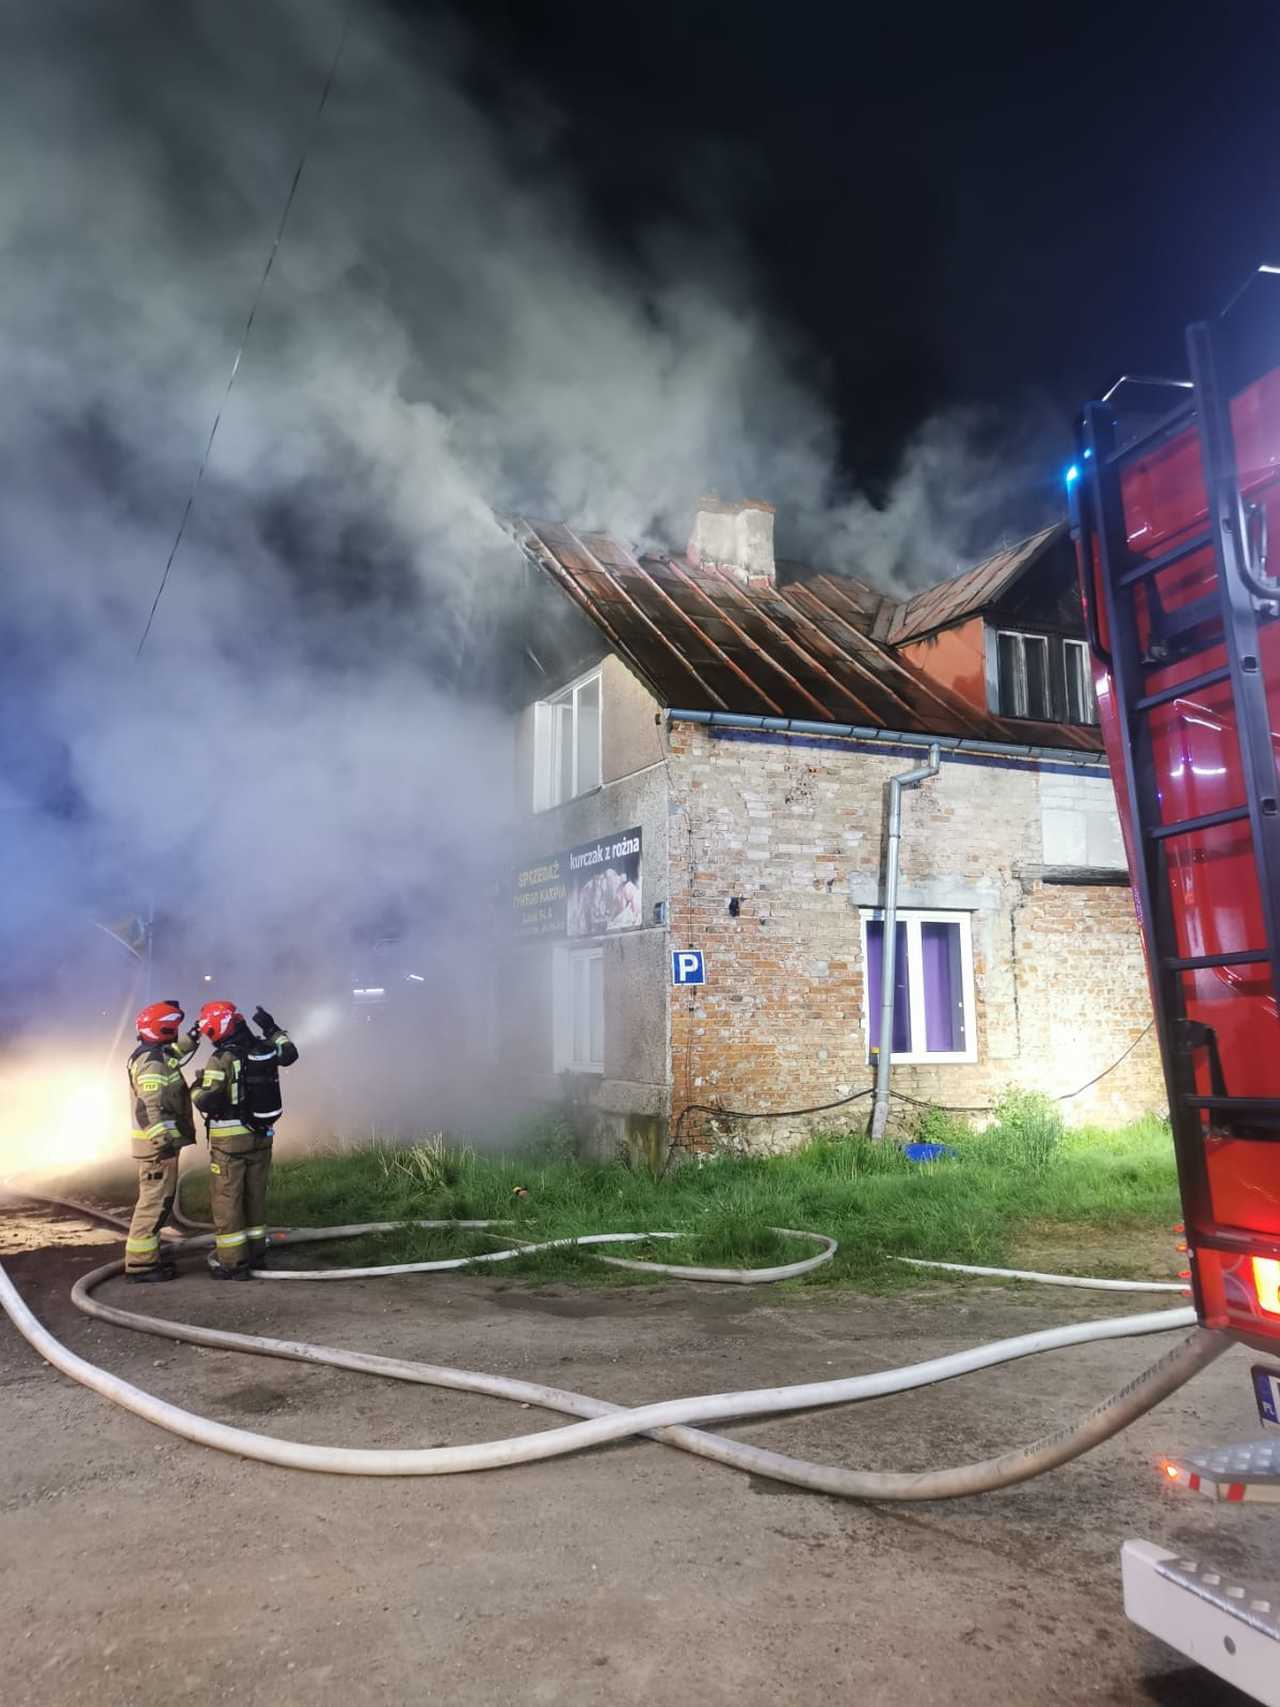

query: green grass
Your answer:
[179,1095,1183,1291]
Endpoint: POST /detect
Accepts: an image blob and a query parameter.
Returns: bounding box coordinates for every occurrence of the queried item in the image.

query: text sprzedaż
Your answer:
[516,861,561,889]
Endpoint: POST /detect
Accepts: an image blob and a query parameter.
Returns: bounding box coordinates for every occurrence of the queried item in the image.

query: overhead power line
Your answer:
[136,10,351,657]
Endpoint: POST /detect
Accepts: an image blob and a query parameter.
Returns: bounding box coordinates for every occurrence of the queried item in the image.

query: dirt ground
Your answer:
[2,1202,1277,1707]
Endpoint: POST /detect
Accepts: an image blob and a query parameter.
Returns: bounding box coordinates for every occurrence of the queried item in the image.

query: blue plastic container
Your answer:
[902,1142,955,1164]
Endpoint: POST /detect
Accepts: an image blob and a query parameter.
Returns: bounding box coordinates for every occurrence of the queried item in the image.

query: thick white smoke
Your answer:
[0,0,1062,1160]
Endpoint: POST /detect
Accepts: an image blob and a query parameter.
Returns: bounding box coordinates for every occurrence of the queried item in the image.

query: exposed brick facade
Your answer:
[502,518,1166,1161]
[665,719,1165,1151]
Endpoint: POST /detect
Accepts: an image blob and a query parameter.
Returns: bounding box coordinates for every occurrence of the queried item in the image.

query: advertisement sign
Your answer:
[513,827,642,940]
[567,827,642,937]
[513,855,567,938]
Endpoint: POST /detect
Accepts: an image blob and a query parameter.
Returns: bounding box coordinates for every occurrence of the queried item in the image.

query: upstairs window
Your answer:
[533,668,602,810]
[994,630,1097,726]
[1063,638,1098,725]
[996,630,1051,720]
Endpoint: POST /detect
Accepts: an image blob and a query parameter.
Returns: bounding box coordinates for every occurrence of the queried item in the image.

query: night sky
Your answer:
[414,0,1280,493]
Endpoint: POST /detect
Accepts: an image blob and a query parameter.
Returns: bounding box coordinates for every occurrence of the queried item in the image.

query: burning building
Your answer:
[495,500,1165,1161]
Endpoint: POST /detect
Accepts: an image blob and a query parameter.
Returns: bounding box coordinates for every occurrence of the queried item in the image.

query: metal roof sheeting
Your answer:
[511,517,1100,751]
[878,523,1067,644]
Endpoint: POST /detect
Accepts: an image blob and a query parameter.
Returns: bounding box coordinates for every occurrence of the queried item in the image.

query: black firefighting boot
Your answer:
[128,1261,177,1285]
[206,1255,252,1281]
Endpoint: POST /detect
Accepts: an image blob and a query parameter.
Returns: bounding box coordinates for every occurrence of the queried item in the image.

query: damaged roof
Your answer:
[877,523,1066,645]
[510,517,1099,750]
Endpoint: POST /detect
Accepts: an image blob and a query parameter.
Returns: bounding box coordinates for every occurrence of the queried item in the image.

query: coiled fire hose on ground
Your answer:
[0,1182,1228,1496]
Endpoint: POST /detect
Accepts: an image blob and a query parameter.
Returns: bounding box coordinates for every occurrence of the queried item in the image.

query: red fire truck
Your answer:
[1072,271,1280,1701]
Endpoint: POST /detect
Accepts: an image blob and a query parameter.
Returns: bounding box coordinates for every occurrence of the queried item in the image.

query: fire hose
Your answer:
[0,1187,1228,1496]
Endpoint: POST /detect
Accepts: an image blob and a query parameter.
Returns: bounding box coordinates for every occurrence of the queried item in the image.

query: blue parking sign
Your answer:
[672,950,705,986]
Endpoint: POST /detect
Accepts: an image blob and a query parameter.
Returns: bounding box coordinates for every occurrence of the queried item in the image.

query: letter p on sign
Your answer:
[672,950,705,986]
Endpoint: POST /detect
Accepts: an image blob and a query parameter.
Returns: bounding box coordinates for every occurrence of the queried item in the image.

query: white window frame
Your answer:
[995,629,1051,721]
[1062,637,1098,725]
[858,908,977,1066]
[532,666,603,812]
[554,944,605,1074]
[989,628,1099,727]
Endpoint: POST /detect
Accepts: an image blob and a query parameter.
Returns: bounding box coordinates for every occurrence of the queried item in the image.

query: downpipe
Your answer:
[870,742,941,1139]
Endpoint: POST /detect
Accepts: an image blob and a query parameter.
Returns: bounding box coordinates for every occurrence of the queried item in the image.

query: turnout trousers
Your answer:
[208,1142,273,1270]
[126,1155,178,1273]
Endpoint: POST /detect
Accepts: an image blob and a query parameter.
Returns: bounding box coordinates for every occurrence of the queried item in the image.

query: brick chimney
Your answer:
[687,497,775,588]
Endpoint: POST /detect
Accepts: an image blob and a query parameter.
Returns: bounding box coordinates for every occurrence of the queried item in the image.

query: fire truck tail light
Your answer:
[1251,1257,1280,1316]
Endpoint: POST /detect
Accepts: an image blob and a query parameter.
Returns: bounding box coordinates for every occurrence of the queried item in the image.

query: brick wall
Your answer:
[1011,879,1161,1117]
[666,720,1165,1151]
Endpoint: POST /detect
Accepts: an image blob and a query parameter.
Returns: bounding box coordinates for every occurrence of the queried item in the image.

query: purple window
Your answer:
[921,920,967,1053]
[866,915,969,1057]
[865,920,911,1054]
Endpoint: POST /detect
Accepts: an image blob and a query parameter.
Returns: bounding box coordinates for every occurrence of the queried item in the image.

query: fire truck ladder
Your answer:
[1079,317,1280,1285]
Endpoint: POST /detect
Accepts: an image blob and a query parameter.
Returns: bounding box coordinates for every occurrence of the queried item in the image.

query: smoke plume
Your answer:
[0,0,1062,1160]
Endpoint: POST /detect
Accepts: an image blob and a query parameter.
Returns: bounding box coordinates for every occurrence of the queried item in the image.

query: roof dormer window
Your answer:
[992,629,1097,726]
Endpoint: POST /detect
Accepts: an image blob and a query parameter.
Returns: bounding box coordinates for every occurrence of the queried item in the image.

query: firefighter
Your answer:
[191,1000,298,1278]
[125,1000,198,1282]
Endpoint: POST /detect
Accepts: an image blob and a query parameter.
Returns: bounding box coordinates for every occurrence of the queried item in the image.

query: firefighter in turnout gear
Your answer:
[192,1000,298,1278]
[126,1000,198,1282]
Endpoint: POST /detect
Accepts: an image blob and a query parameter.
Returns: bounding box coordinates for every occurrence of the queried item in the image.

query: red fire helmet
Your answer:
[136,1000,184,1044]
[197,1000,243,1043]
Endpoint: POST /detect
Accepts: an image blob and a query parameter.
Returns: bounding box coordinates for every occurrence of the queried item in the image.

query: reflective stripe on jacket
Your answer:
[128,1035,197,1160]
[193,1024,297,1153]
